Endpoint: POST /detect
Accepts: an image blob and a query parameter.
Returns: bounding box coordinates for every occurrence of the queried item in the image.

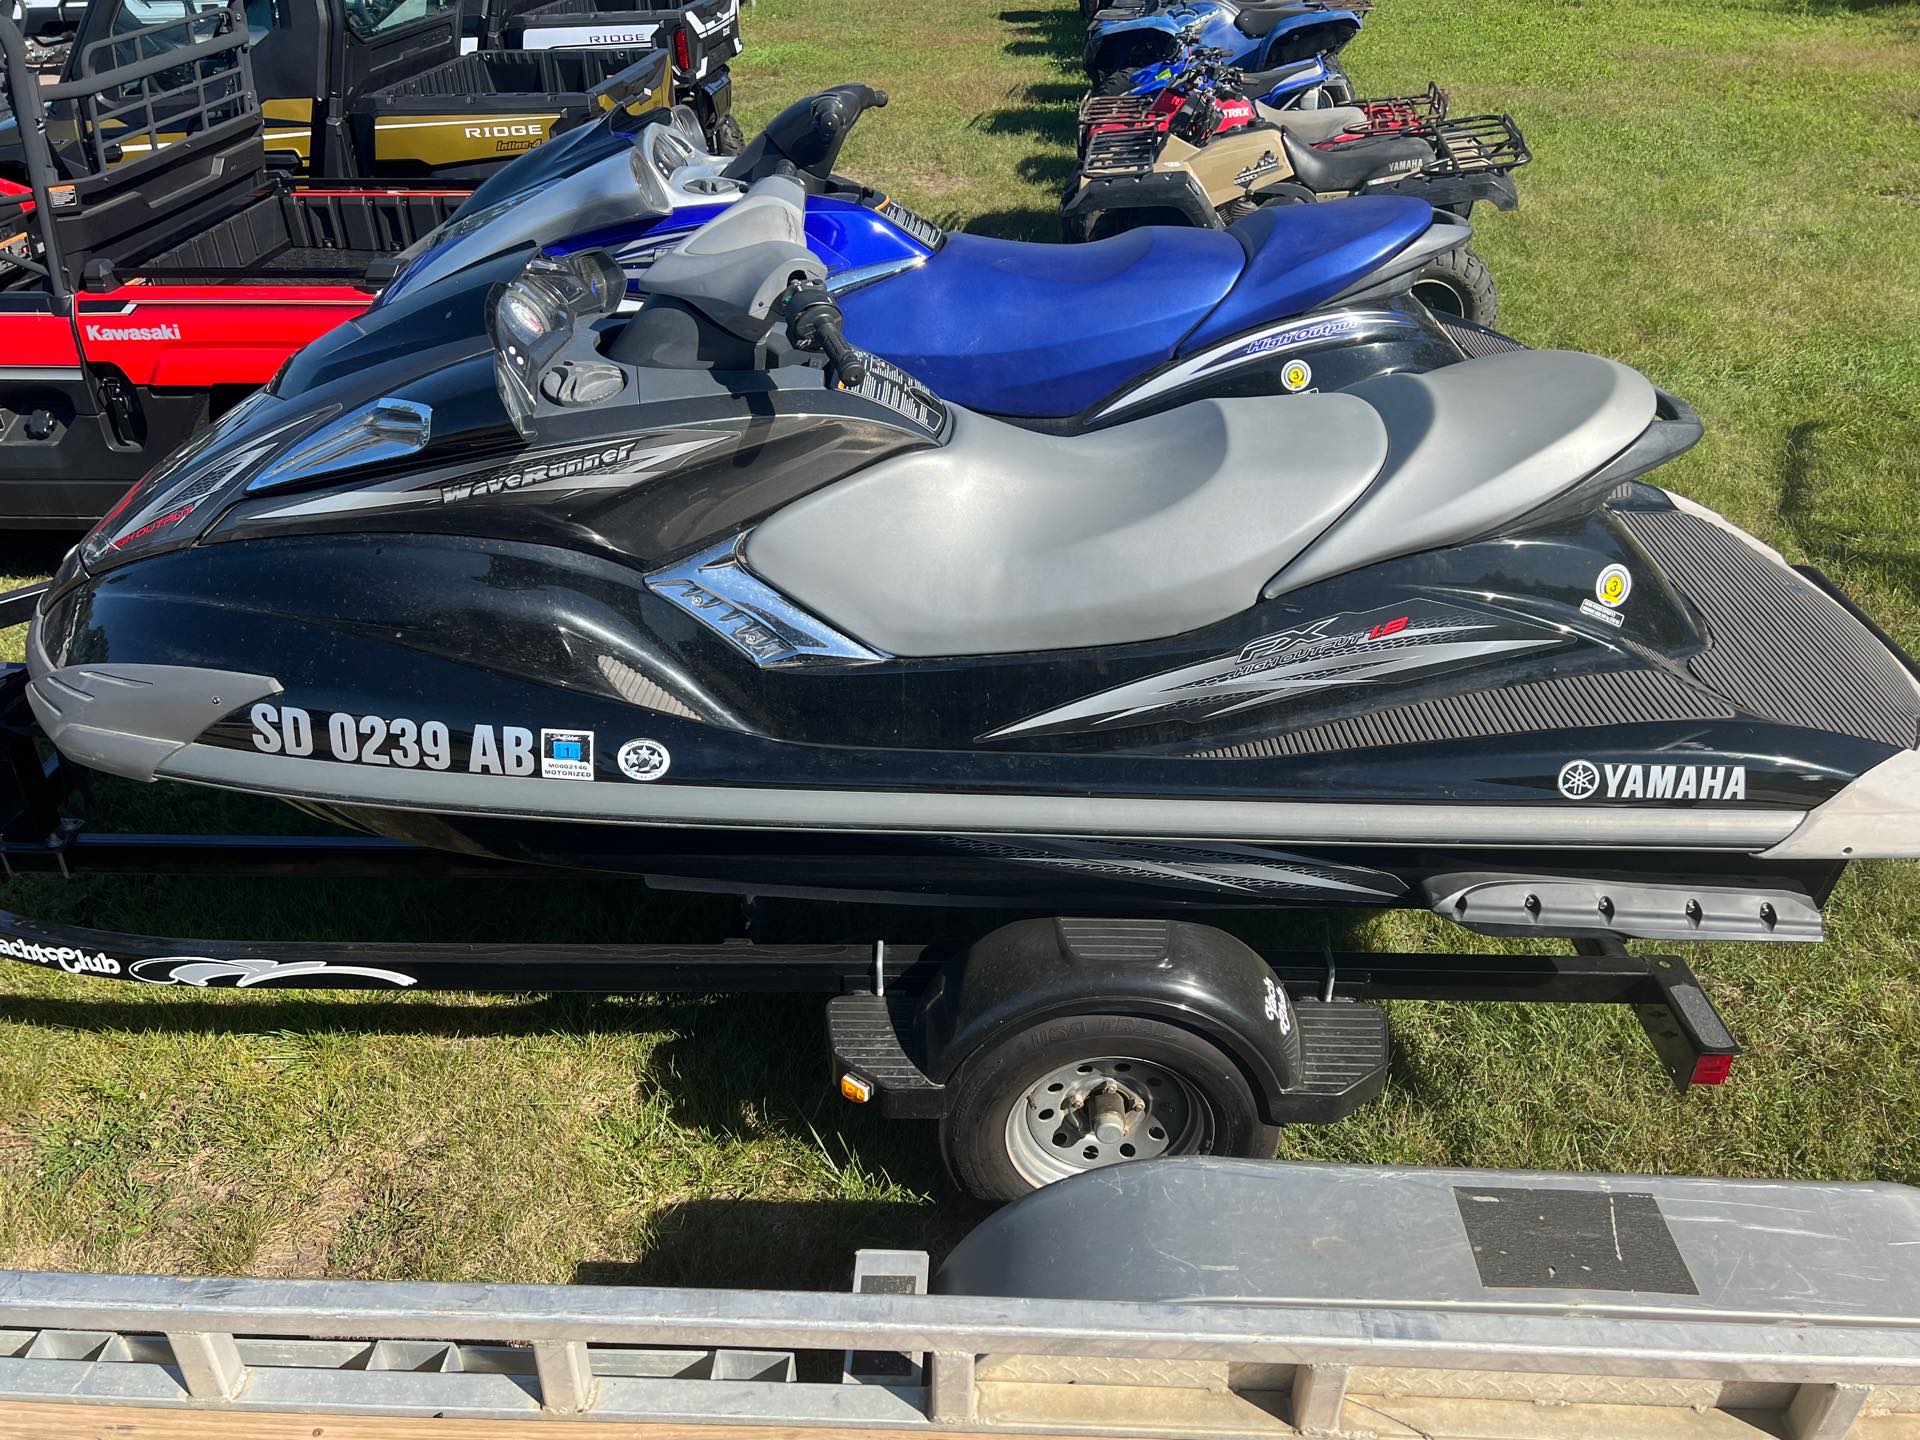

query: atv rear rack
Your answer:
[1077,92,1156,131]
[1423,111,1532,176]
[1355,80,1449,128]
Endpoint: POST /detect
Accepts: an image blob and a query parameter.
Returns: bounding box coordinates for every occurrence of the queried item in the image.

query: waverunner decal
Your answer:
[245,434,729,520]
[985,607,1558,740]
[944,838,1404,898]
[1557,759,1747,802]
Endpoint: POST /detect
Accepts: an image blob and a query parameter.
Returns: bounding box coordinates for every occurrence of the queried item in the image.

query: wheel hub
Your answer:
[1005,1056,1205,1187]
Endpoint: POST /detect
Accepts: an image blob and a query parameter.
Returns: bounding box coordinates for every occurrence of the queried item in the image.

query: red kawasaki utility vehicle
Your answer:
[0,7,666,530]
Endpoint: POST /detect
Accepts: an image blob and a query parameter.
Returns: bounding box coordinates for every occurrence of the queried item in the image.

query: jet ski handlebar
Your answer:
[723,83,890,188]
[780,276,866,388]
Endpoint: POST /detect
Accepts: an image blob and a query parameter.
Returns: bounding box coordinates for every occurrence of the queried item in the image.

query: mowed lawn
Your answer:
[1,0,1918,1287]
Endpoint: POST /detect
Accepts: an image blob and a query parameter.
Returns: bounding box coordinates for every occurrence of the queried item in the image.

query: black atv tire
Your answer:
[940,1013,1280,1201]
[1093,69,1138,98]
[710,114,746,157]
[1410,243,1498,326]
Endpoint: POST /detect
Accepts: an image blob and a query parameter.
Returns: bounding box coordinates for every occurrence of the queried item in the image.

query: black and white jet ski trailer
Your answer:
[6,177,1920,1198]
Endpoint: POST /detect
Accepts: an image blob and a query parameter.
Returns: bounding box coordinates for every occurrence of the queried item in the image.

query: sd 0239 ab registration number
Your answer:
[248,704,540,776]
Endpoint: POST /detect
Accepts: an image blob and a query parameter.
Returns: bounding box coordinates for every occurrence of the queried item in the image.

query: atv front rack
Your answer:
[1080,122,1165,177]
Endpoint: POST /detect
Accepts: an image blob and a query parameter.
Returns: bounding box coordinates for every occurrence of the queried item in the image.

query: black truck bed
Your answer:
[128,186,459,284]
[367,46,654,106]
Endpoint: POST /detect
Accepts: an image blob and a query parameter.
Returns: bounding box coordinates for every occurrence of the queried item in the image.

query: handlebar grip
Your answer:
[817,317,867,388]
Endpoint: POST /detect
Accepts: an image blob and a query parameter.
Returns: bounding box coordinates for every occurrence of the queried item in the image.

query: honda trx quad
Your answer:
[1064,75,1528,324]
[36,0,733,175]
[0,10,480,526]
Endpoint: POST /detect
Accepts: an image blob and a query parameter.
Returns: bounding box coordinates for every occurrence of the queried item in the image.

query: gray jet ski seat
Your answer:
[745,350,1657,658]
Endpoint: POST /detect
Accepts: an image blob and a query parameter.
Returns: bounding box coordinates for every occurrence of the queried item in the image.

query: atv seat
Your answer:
[1251,103,1367,140]
[836,196,1434,416]
[746,351,1657,657]
[1233,2,1320,38]
[1236,59,1326,98]
[1281,127,1433,194]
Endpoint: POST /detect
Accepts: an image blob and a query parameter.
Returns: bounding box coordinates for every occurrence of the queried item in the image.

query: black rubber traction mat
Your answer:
[1198,668,1735,760]
[1619,507,1920,750]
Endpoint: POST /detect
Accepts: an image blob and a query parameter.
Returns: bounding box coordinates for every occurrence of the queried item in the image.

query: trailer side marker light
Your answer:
[840,1073,873,1104]
[1691,1054,1734,1086]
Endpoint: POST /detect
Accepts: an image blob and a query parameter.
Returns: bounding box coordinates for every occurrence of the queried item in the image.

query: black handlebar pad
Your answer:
[723,83,889,188]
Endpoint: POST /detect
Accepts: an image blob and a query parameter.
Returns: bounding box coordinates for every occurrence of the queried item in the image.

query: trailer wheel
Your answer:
[710,115,746,157]
[1410,243,1498,326]
[940,1015,1279,1200]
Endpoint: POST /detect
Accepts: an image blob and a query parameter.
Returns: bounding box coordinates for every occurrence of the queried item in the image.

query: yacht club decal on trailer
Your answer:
[984,604,1559,739]
[0,938,416,987]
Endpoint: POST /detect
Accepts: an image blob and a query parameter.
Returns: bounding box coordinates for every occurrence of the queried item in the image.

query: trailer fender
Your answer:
[912,918,1304,1122]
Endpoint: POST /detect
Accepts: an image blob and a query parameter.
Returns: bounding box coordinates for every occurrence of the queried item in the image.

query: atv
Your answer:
[1080,45,1443,154]
[1085,0,1365,90]
[1100,29,1355,111]
[1063,69,1528,325]
[41,0,738,176]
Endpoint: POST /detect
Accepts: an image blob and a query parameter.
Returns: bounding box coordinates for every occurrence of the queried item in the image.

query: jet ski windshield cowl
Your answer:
[381,125,679,307]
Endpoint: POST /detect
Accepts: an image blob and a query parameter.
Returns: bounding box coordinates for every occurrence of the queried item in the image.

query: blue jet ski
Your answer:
[374,85,1517,428]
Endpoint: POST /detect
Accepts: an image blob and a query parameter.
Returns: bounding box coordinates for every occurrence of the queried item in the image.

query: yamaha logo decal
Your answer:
[1558,759,1748,802]
[1557,759,1601,800]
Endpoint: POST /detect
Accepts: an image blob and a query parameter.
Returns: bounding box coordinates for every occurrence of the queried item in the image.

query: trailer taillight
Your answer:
[673,26,691,73]
[1690,1054,1734,1086]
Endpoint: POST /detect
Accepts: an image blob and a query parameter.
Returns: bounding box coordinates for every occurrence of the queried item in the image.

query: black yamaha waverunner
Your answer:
[26,178,1920,946]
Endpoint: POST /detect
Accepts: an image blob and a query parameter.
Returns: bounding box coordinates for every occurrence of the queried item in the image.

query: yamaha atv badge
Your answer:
[618,738,672,782]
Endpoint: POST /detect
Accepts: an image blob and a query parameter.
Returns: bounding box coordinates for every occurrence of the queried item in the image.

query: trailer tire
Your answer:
[940,1014,1279,1201]
[710,115,746,157]
[1411,243,1497,325]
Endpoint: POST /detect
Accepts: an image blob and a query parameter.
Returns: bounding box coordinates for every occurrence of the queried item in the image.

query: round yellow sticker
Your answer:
[1281,359,1313,392]
[1595,563,1632,608]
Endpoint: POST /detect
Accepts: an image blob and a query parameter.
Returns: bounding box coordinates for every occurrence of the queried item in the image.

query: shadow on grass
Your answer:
[577,1195,987,1290]
[1777,419,1920,602]
[999,5,1085,65]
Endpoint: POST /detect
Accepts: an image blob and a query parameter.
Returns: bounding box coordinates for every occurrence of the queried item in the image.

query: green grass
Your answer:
[2,0,1920,1284]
